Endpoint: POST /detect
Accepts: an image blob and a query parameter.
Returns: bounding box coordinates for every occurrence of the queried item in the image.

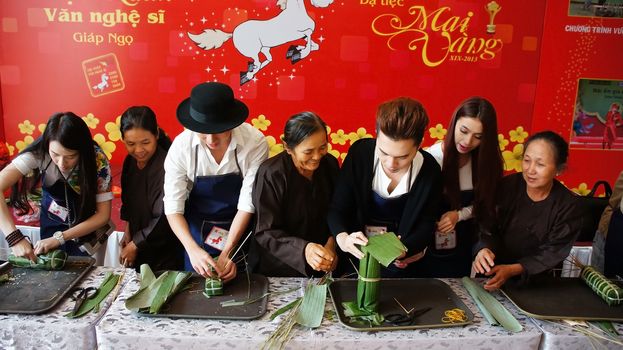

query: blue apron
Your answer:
[366,160,411,277]
[39,161,87,256]
[183,144,243,271]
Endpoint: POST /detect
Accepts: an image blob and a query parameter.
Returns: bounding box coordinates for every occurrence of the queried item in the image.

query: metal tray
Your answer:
[0,256,95,314]
[501,276,623,321]
[134,273,269,320]
[329,278,473,331]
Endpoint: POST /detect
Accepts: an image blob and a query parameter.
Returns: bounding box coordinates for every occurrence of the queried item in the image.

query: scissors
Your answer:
[385,307,432,326]
[70,287,98,314]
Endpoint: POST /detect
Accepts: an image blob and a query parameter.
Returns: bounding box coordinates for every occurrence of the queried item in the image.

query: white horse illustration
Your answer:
[188,0,333,85]
[92,73,109,92]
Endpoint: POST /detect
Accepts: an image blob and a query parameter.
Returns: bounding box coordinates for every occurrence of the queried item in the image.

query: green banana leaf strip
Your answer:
[592,321,619,337]
[139,264,156,287]
[66,272,120,318]
[125,266,192,314]
[363,232,407,267]
[9,250,68,270]
[269,298,302,321]
[461,277,522,332]
[125,271,170,311]
[149,271,178,314]
[462,277,498,326]
[295,283,327,328]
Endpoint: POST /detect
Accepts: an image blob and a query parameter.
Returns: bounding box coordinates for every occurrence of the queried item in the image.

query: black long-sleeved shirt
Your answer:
[475,173,582,278]
[252,151,339,277]
[327,138,442,259]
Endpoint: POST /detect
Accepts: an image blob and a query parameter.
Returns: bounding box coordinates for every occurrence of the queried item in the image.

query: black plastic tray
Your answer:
[501,276,623,321]
[134,273,269,320]
[0,256,95,314]
[329,278,473,331]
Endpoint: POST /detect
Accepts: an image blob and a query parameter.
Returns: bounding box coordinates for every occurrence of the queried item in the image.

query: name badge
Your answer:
[365,225,387,237]
[48,200,69,222]
[435,230,457,250]
[205,226,229,251]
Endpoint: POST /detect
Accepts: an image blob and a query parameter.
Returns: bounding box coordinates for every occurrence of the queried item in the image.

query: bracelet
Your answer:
[5,229,26,247]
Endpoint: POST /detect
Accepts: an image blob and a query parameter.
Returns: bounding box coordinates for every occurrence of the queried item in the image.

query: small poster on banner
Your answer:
[82,53,125,98]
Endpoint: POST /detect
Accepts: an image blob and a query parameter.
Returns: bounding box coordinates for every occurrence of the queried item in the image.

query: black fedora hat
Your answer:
[177,82,249,134]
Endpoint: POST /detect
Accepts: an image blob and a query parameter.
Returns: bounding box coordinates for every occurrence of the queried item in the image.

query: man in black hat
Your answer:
[164,82,268,281]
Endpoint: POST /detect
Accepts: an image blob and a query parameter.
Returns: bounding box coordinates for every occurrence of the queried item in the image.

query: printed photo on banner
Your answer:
[570,78,623,150]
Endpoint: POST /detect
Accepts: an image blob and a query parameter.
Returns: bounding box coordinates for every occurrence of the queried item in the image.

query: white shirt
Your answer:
[371,147,424,199]
[427,142,473,221]
[163,123,268,215]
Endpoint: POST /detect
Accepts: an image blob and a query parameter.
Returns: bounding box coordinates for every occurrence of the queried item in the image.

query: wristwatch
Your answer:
[53,231,66,245]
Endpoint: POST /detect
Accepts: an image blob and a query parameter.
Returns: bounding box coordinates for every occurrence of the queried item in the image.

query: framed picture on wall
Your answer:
[570,78,623,150]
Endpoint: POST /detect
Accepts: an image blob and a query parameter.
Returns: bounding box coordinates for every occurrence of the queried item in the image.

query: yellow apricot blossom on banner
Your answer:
[5,143,15,156]
[38,124,46,134]
[82,113,100,129]
[571,183,591,196]
[498,134,509,151]
[105,116,121,142]
[251,115,271,131]
[429,123,447,140]
[265,136,284,158]
[16,136,34,152]
[348,127,373,144]
[18,120,36,135]
[93,133,116,159]
[502,144,524,172]
[330,129,349,145]
[509,126,528,143]
[327,143,346,161]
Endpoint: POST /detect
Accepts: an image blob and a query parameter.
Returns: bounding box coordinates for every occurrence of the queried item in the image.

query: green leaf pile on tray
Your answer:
[342,232,406,326]
[461,277,522,332]
[9,250,67,270]
[263,276,331,350]
[125,264,192,314]
[66,272,121,318]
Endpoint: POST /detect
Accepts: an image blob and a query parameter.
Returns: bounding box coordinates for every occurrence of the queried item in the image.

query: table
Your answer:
[0,266,130,350]
[530,318,623,350]
[96,275,543,350]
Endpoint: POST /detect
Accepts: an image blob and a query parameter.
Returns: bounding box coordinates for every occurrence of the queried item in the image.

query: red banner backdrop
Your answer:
[0,0,620,191]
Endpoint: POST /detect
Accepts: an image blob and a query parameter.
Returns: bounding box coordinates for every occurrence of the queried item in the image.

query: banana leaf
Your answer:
[363,232,407,267]
[295,283,327,328]
[9,250,67,270]
[461,277,522,332]
[356,251,381,312]
[66,272,120,318]
[125,265,192,314]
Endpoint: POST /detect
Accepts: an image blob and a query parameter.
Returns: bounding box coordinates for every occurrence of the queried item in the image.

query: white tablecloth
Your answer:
[96,275,543,350]
[0,266,131,350]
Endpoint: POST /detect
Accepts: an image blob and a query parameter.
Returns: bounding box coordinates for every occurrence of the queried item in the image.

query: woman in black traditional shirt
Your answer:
[119,106,183,270]
[473,131,582,290]
[251,112,339,277]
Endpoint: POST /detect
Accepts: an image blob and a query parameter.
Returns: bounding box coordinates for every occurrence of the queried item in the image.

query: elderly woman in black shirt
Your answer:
[251,112,339,277]
[473,131,582,290]
[119,106,183,270]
